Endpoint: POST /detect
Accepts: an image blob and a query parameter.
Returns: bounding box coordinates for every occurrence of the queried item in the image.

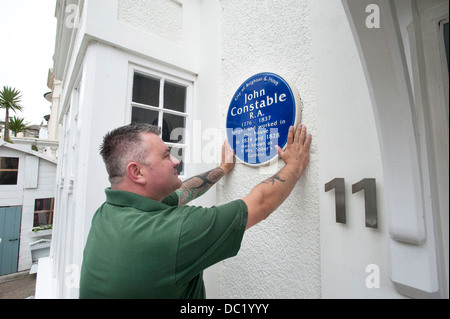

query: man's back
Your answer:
[79,188,247,299]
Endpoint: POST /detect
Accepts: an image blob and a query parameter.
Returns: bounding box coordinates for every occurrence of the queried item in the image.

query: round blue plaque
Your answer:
[226,72,301,166]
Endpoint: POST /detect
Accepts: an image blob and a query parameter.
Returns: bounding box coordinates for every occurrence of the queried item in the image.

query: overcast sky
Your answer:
[0,0,57,125]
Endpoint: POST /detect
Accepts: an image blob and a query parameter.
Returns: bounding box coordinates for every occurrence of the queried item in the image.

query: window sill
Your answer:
[30,229,52,237]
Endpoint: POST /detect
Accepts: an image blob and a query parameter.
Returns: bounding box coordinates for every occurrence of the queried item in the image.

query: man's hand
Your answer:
[276,124,312,177]
[220,140,236,175]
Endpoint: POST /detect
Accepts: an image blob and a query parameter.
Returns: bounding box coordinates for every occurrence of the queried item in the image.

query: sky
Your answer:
[0,0,57,125]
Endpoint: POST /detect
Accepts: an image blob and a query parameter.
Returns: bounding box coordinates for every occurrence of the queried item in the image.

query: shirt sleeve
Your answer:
[175,200,248,286]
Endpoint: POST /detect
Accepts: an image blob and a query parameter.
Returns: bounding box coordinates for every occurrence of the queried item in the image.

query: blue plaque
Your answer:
[226,72,301,166]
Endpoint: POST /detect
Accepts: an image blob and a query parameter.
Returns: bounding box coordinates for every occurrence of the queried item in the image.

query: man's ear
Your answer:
[126,162,146,185]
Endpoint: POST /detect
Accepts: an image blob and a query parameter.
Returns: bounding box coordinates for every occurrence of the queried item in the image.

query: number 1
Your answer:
[352,178,378,229]
[325,178,346,224]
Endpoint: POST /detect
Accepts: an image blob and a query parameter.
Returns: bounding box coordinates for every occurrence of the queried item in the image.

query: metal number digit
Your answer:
[352,178,378,229]
[325,178,346,224]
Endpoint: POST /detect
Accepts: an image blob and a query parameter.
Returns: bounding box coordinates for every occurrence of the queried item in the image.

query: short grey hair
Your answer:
[99,123,161,185]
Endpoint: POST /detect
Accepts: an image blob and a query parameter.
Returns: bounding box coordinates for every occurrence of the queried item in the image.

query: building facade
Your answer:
[37,0,448,299]
[0,141,56,275]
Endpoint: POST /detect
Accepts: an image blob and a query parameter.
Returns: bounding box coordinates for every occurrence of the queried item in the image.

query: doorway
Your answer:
[0,206,22,276]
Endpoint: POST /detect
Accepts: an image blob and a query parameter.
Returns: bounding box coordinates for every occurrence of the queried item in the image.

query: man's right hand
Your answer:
[276,124,312,178]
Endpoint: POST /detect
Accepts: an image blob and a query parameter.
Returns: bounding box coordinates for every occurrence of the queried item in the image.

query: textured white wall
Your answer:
[118,0,183,45]
[216,0,320,298]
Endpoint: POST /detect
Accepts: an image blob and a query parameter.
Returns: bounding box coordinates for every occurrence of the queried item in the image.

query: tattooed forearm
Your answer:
[260,174,286,185]
[176,167,225,205]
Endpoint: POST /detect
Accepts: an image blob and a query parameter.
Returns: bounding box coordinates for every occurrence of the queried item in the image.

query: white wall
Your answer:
[313,0,401,298]
[341,0,448,298]
[20,158,56,271]
[118,0,183,45]
[216,0,320,298]
[215,0,413,299]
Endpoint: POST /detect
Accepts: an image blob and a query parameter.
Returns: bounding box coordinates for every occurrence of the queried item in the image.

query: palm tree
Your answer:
[0,86,23,142]
[9,116,31,137]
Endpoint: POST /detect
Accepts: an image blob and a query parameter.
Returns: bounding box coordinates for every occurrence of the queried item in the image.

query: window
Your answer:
[0,157,19,185]
[33,198,54,227]
[130,70,191,176]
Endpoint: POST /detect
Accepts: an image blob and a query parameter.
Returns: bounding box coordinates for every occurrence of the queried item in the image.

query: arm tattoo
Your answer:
[260,174,286,185]
[176,167,225,205]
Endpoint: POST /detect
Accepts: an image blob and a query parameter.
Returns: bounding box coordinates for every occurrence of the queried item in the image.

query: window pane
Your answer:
[133,73,160,106]
[0,172,18,185]
[170,147,184,175]
[35,199,44,211]
[34,212,51,227]
[132,107,159,126]
[33,198,54,227]
[162,113,185,143]
[164,82,186,113]
[0,157,19,169]
[35,198,51,211]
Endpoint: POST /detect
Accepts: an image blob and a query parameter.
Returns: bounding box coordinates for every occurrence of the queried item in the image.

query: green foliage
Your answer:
[0,86,23,111]
[9,116,31,137]
[32,225,53,232]
[0,86,23,142]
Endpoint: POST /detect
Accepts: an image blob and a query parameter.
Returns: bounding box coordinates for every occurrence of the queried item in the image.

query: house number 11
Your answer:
[325,178,378,229]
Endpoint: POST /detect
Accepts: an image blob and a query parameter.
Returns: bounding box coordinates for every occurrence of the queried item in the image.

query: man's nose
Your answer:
[170,154,180,167]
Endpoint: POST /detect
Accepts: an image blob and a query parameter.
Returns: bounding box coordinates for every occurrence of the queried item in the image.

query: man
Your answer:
[79,122,311,298]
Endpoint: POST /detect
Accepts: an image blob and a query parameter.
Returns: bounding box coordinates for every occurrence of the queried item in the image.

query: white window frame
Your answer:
[127,62,195,179]
[0,156,20,187]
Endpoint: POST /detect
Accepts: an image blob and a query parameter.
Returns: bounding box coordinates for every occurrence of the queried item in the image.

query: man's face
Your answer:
[140,133,182,199]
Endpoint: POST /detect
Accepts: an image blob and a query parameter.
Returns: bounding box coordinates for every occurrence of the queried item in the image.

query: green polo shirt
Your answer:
[79,188,248,299]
